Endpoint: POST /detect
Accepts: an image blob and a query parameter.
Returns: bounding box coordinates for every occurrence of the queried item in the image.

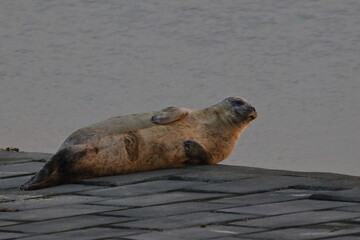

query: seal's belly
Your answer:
[71,123,206,178]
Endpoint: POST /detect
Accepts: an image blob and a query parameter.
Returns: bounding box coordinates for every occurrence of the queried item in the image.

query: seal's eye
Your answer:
[230,100,245,107]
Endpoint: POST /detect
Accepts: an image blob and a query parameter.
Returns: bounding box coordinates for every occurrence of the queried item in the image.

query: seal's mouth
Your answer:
[236,105,257,121]
[246,108,257,121]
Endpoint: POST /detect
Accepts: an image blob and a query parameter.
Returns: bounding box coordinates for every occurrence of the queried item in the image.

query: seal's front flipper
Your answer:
[184,140,213,165]
[151,107,189,124]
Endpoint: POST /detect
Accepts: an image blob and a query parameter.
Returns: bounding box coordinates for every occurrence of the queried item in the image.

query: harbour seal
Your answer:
[20,97,257,190]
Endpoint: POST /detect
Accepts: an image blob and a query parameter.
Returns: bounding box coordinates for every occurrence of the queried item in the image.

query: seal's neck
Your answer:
[195,105,244,163]
[199,104,246,136]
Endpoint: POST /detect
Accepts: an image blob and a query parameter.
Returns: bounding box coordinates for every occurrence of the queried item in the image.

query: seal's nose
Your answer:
[250,106,256,113]
[248,107,257,120]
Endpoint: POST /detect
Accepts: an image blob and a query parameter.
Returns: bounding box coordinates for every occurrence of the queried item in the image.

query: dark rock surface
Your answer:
[1,152,360,239]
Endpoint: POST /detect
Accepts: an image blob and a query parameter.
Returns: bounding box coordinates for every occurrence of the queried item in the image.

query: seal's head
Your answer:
[219,96,257,126]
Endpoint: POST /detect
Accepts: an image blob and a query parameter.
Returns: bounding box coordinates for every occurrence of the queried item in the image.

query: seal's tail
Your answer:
[20,149,68,190]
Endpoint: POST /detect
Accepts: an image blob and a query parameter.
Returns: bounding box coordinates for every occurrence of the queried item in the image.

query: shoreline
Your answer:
[1,151,359,178]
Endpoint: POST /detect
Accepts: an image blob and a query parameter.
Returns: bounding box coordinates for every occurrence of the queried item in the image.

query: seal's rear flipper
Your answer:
[20,169,63,190]
[20,149,70,190]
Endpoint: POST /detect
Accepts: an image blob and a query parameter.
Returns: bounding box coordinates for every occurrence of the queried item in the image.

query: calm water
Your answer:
[0,0,359,175]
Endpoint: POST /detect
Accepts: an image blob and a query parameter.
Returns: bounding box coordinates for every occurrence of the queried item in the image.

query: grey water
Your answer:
[1,0,359,176]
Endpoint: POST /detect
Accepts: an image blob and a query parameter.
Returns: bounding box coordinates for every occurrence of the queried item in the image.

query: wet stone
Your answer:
[0,190,42,203]
[0,176,33,190]
[208,238,254,240]
[0,161,45,173]
[186,176,309,194]
[0,172,32,179]
[127,225,265,240]
[171,169,255,183]
[102,202,234,218]
[126,234,186,240]
[0,204,121,221]
[292,178,359,191]
[218,199,357,216]
[243,223,360,240]
[26,183,105,196]
[326,236,360,240]
[274,189,333,197]
[0,220,19,227]
[310,188,360,203]
[0,195,107,210]
[15,235,88,240]
[79,168,188,187]
[336,204,360,212]
[348,218,360,223]
[117,212,255,230]
[80,180,202,198]
[211,238,254,240]
[95,191,232,207]
[209,191,308,205]
[231,210,360,229]
[0,232,29,240]
[20,227,147,240]
[1,215,131,234]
